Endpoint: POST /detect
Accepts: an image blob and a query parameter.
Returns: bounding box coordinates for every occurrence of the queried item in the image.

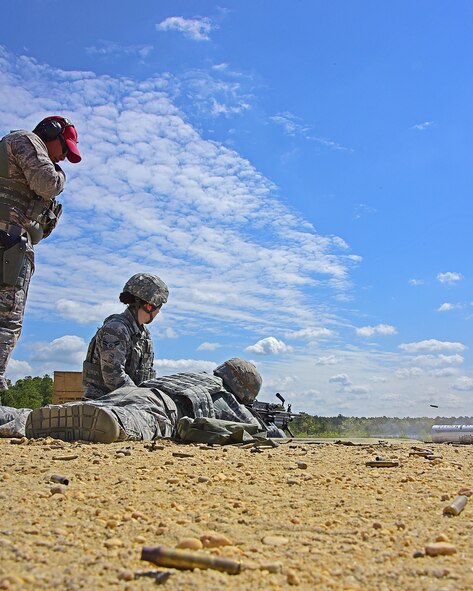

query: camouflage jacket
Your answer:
[0,130,66,248]
[142,372,260,426]
[83,308,156,399]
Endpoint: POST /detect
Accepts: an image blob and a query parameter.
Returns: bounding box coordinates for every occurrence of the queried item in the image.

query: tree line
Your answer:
[2,376,53,408]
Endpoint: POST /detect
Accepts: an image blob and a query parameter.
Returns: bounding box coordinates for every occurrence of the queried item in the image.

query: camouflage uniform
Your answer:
[0,405,32,438]
[1,369,261,440]
[0,130,66,391]
[82,308,156,400]
[144,371,260,426]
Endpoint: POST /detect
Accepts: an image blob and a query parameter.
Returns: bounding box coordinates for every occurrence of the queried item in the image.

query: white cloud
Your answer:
[245,337,292,355]
[85,41,153,61]
[437,302,456,312]
[328,372,370,394]
[5,359,34,383]
[368,376,388,383]
[349,385,371,395]
[329,373,351,386]
[413,121,434,130]
[270,111,350,151]
[56,299,119,325]
[262,374,296,392]
[431,368,459,378]
[399,339,466,353]
[408,278,424,286]
[353,203,376,220]
[155,358,217,374]
[161,327,178,339]
[395,367,424,379]
[26,335,88,373]
[356,324,397,337]
[174,67,253,118]
[156,16,215,41]
[197,342,221,351]
[314,355,339,365]
[288,327,335,340]
[437,272,462,285]
[452,376,473,392]
[412,354,464,367]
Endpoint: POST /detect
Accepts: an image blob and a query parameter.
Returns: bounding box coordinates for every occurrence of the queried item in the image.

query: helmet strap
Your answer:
[140,300,159,323]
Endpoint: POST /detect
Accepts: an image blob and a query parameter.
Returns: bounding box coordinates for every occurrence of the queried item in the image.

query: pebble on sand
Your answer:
[176,537,204,550]
[262,535,289,546]
[425,542,457,556]
[200,532,232,548]
[104,538,124,549]
[287,569,301,585]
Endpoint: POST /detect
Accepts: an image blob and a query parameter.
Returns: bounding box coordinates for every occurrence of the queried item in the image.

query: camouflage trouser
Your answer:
[82,386,178,440]
[0,256,34,391]
[0,386,177,441]
[0,405,31,437]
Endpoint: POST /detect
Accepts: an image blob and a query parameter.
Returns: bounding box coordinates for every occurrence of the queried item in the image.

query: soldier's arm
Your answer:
[10,132,66,200]
[96,323,136,392]
[212,390,261,426]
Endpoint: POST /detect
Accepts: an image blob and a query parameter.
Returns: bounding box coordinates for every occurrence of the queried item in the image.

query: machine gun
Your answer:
[247,393,299,437]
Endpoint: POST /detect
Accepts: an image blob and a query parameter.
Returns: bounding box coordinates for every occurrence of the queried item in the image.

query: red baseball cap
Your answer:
[61,121,81,163]
[35,116,82,163]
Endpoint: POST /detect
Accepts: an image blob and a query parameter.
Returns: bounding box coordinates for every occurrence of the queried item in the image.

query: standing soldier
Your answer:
[0,116,81,393]
[82,273,169,400]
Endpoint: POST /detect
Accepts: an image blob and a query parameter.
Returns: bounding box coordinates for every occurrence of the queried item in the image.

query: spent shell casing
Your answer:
[443,495,468,516]
[365,460,399,468]
[141,546,241,574]
[50,475,69,485]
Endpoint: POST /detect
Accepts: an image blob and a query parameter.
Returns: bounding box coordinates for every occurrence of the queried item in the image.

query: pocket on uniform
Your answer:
[0,287,17,314]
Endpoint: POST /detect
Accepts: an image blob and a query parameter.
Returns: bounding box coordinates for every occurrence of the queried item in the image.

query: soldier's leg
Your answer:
[25,387,177,443]
[0,405,32,438]
[25,403,122,443]
[0,257,33,391]
[101,387,177,440]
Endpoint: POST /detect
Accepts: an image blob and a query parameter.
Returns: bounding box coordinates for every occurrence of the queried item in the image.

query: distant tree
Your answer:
[293,412,315,436]
[2,375,53,409]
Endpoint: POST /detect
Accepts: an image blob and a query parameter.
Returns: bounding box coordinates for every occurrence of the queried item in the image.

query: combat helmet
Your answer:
[122,273,169,307]
[214,358,262,404]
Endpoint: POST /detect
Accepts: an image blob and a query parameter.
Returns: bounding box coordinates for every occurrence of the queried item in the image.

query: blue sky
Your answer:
[1,1,473,416]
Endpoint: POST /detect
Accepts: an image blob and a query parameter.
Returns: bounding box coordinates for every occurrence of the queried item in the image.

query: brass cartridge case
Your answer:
[141,546,241,574]
[443,495,468,516]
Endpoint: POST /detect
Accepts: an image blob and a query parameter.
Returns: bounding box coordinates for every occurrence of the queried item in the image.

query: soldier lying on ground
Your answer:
[0,358,285,442]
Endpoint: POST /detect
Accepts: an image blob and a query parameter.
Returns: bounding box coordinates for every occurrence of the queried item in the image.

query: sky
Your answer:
[1,0,473,417]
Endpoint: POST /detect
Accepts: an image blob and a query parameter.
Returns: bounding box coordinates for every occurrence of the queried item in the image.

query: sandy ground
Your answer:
[1,436,473,591]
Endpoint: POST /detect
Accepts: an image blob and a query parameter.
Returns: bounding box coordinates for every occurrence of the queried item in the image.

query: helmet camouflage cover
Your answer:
[214,358,262,404]
[123,273,169,307]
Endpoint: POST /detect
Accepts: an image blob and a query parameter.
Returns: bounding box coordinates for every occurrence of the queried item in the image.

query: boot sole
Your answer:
[25,404,120,444]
